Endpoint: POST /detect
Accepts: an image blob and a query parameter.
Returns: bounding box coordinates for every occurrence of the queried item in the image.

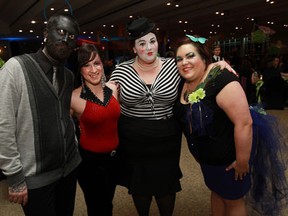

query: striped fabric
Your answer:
[110,57,181,120]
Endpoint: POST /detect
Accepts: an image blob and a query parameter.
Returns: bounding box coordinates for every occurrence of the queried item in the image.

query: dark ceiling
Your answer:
[0,0,287,43]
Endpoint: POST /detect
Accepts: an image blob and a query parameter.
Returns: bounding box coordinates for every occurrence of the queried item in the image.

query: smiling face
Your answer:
[81,52,104,87]
[133,32,158,64]
[176,44,207,82]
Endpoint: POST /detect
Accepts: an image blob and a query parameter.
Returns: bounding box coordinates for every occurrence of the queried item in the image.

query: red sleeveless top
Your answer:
[79,87,120,153]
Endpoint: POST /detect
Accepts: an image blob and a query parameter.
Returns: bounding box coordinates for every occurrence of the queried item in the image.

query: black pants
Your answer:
[22,169,77,216]
[77,147,117,216]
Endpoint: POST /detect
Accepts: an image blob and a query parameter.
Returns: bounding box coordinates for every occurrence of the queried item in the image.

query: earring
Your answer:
[81,76,86,93]
[44,37,47,42]
[101,74,106,88]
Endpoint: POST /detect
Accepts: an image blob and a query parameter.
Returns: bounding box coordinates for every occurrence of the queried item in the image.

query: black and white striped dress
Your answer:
[110,57,183,195]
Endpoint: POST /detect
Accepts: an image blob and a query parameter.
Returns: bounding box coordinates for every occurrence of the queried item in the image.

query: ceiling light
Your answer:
[50,8,54,11]
[31,20,36,24]
[29,30,33,33]
[166,3,171,6]
[64,8,69,12]
[19,30,23,33]
[175,4,179,7]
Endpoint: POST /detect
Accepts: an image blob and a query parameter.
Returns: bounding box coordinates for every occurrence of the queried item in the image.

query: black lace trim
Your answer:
[80,85,112,107]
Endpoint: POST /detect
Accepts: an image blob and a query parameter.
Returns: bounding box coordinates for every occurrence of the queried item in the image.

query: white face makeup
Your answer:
[133,32,158,64]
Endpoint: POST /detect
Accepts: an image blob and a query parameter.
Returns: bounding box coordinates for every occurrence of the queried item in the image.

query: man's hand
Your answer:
[8,181,28,206]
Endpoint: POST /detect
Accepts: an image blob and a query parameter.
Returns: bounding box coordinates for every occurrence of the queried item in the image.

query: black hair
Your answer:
[77,43,99,67]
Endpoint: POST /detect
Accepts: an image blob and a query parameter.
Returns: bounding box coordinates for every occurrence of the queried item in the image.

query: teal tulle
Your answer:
[247,105,288,215]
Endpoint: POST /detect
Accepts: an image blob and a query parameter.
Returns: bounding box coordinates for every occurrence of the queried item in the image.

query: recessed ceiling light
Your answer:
[31,20,36,24]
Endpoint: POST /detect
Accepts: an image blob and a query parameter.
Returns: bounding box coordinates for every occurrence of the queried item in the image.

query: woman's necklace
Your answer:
[135,56,159,71]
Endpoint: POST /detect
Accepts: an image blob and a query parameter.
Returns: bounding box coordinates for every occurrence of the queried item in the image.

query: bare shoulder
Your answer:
[106,81,119,100]
[71,87,82,104]
[72,86,82,97]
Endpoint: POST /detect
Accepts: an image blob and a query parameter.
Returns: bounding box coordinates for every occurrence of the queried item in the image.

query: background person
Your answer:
[0,13,81,216]
[212,44,224,62]
[70,43,120,216]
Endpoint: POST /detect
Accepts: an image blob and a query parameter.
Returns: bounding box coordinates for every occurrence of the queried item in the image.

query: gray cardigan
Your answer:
[0,52,81,189]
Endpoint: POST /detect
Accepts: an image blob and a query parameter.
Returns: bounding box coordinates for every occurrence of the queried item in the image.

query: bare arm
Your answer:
[212,60,237,75]
[70,87,84,120]
[216,81,253,180]
[106,81,119,101]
